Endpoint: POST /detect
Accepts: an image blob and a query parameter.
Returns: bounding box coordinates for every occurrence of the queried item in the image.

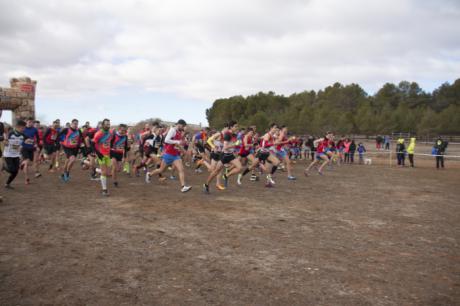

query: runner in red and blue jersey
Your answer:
[94,119,113,196]
[146,119,192,193]
[43,119,60,172]
[58,119,82,182]
[255,123,281,187]
[275,125,296,180]
[236,127,257,185]
[110,124,129,187]
[304,132,333,176]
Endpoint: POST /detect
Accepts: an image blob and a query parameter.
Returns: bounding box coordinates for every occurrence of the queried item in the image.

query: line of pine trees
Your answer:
[206,79,460,135]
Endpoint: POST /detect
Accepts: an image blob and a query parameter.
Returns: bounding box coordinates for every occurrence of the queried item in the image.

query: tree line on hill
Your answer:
[205,79,460,135]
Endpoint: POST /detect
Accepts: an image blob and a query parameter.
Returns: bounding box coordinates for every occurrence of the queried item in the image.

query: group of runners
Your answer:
[1,117,347,197]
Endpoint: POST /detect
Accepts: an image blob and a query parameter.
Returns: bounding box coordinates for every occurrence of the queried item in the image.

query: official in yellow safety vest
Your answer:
[407,137,416,167]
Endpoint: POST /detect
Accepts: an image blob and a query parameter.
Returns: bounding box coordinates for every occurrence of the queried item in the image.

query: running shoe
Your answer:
[181,185,192,193]
[203,184,210,194]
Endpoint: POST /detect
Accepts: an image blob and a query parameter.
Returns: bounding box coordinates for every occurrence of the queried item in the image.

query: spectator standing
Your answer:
[433,137,448,169]
[384,135,390,150]
[349,140,357,164]
[396,138,406,167]
[407,137,416,167]
[357,142,366,164]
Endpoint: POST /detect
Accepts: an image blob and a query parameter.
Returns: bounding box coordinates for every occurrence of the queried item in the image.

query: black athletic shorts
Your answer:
[21,148,35,161]
[145,147,159,157]
[4,157,20,174]
[210,152,222,162]
[221,153,236,164]
[80,146,89,158]
[196,143,205,154]
[110,151,124,162]
[256,151,270,161]
[43,144,57,155]
[63,146,79,158]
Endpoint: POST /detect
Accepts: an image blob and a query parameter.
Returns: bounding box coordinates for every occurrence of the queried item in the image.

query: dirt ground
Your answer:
[1,159,459,306]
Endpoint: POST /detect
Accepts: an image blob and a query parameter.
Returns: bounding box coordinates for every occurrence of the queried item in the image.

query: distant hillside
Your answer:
[206,80,460,135]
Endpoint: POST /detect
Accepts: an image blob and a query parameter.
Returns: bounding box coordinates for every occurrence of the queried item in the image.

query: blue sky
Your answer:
[1,0,459,125]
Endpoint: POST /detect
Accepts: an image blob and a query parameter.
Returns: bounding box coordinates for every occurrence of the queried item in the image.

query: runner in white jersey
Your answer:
[3,120,27,189]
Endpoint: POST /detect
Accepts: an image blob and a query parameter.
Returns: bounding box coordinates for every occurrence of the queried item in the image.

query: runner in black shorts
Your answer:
[203,121,242,194]
[43,119,60,172]
[58,119,83,182]
[110,124,129,187]
[21,118,40,185]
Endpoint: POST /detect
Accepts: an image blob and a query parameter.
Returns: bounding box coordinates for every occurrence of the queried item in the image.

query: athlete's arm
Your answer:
[243,134,251,149]
[124,136,129,158]
[58,128,68,140]
[313,138,324,147]
[190,135,196,149]
[84,135,91,148]
[206,132,220,149]
[164,128,181,145]
[93,131,101,146]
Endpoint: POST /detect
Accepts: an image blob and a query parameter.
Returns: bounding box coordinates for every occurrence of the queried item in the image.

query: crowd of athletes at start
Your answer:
[0,117,385,197]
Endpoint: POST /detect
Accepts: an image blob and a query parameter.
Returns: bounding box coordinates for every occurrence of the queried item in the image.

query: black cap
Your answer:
[177,119,187,126]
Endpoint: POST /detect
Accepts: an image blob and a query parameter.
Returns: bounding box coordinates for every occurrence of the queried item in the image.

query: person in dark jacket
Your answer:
[396,138,406,166]
[434,137,448,169]
[306,136,315,161]
[349,140,356,164]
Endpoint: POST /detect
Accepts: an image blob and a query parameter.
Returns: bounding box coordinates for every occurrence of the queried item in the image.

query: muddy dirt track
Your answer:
[1,162,459,305]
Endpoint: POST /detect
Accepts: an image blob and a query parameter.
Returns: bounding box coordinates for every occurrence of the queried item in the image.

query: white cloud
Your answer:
[0,0,459,106]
